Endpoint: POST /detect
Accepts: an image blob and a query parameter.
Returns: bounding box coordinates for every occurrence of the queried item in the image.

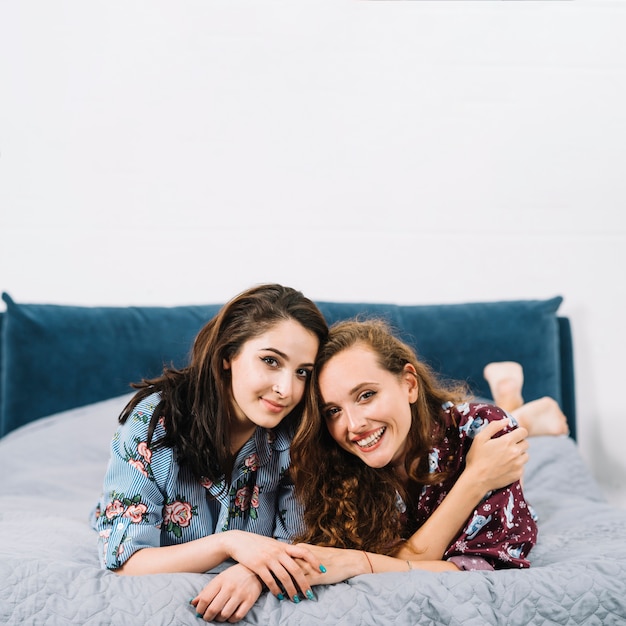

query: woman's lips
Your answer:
[261,398,286,414]
[353,426,386,450]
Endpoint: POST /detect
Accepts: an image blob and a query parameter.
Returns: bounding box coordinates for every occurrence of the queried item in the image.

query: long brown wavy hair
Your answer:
[119,284,328,483]
[290,318,469,554]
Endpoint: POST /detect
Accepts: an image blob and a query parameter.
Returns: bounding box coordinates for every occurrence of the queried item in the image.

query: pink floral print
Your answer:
[123,503,148,523]
[128,459,148,477]
[244,453,259,472]
[229,478,260,521]
[137,441,152,464]
[251,485,260,509]
[122,438,155,480]
[101,493,149,526]
[105,499,125,520]
[163,496,198,538]
[235,487,251,512]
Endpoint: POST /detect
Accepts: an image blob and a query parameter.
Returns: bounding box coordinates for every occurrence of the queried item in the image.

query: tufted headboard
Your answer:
[0,293,575,439]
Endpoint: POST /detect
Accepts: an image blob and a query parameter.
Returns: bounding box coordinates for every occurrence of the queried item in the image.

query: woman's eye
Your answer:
[296,368,312,380]
[261,356,279,368]
[357,390,376,402]
[324,407,340,420]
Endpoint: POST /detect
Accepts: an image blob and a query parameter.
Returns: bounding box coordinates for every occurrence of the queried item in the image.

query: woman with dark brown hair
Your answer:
[92,284,329,620]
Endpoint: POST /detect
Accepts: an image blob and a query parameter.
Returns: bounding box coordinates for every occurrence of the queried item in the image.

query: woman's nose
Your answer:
[273,373,293,398]
[344,408,367,433]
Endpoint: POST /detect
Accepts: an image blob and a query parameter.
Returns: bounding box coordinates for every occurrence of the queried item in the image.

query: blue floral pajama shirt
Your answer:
[91,392,303,570]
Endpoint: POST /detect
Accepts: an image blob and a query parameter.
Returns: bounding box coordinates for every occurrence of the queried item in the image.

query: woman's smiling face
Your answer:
[318,344,418,468]
[225,318,319,432]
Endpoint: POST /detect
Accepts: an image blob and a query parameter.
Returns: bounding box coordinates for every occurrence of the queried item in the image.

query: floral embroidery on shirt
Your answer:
[101,492,149,525]
[132,406,155,425]
[251,484,260,509]
[224,452,262,522]
[235,486,252,511]
[122,438,156,481]
[163,495,198,538]
[244,453,259,472]
[228,479,261,522]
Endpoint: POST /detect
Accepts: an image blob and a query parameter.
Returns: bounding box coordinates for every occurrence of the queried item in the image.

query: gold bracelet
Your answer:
[406,560,413,570]
[362,551,374,573]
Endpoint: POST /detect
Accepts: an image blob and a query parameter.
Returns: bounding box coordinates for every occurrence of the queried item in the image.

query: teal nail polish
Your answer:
[196,613,203,618]
[293,594,301,604]
[188,598,195,605]
[319,565,327,573]
[306,590,316,601]
[277,593,285,601]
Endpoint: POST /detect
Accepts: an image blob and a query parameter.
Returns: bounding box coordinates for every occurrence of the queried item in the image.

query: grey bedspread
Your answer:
[1,395,625,625]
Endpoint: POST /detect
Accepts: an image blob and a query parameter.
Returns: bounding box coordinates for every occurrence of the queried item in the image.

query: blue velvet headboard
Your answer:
[0,293,575,439]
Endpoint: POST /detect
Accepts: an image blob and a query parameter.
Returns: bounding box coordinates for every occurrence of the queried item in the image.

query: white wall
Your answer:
[2,1,625,504]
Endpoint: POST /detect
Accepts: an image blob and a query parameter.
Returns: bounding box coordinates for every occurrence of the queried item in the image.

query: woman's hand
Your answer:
[191,563,262,623]
[466,420,529,492]
[222,531,324,602]
[292,543,369,585]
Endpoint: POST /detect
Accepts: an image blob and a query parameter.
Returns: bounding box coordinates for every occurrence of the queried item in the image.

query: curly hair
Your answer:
[119,284,328,483]
[290,318,468,554]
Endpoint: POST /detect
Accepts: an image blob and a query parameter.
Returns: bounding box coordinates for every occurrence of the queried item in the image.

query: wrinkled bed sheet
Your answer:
[1,395,626,625]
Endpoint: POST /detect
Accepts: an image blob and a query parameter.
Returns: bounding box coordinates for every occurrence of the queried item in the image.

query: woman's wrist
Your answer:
[350,549,373,576]
[215,529,237,561]
[362,551,374,573]
[457,463,492,500]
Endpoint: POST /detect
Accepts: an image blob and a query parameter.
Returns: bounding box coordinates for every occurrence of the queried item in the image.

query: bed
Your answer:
[2,292,626,625]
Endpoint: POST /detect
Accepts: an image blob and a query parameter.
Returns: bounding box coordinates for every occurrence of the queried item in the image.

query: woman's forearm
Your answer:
[301,544,458,585]
[397,472,485,561]
[368,551,460,573]
[116,533,232,575]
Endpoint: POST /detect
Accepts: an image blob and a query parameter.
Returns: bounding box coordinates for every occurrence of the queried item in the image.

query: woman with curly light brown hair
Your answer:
[290,318,538,579]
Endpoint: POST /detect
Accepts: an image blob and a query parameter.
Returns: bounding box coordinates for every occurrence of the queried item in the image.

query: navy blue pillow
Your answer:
[0,293,221,437]
[317,296,564,411]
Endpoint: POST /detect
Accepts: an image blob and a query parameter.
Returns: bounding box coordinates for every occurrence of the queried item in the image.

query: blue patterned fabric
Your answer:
[91,392,302,570]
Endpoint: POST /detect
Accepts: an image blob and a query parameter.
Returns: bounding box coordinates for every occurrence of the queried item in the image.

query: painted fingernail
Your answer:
[306,589,316,601]
[293,594,301,604]
[277,593,285,601]
[196,613,203,618]
[319,565,327,573]
[188,598,195,605]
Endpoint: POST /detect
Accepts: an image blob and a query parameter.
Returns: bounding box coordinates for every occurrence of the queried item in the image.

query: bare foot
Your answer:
[483,362,524,412]
[512,397,570,437]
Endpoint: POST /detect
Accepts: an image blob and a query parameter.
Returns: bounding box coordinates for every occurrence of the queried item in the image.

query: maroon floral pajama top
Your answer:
[407,402,538,570]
